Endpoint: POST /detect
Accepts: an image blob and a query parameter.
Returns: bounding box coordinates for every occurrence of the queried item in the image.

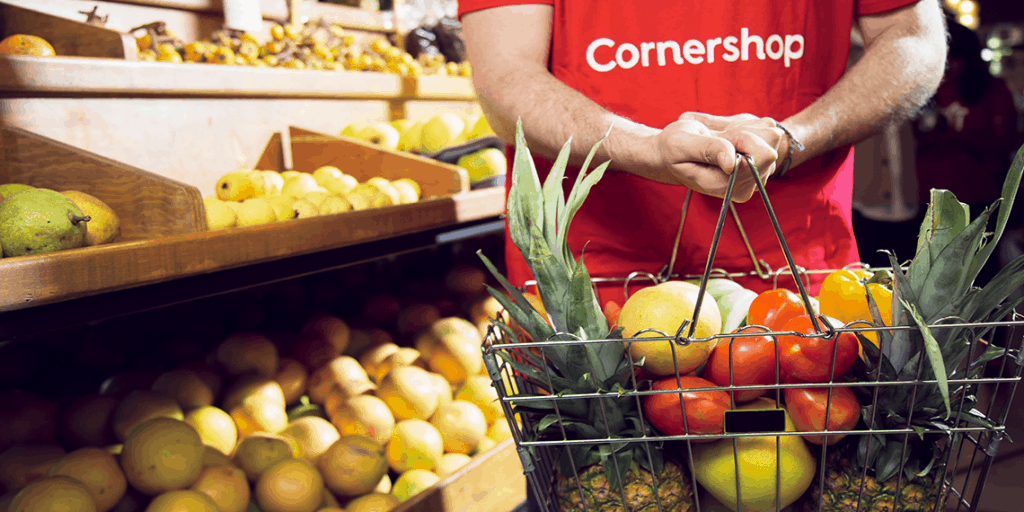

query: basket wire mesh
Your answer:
[480,154,1024,512]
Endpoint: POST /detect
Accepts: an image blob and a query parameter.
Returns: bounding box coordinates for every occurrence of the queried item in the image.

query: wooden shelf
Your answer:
[0,186,504,315]
[0,54,478,100]
[400,439,527,512]
[0,54,405,98]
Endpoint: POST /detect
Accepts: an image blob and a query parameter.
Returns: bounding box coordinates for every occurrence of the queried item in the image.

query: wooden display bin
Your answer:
[258,126,470,198]
[397,439,527,512]
[0,0,137,59]
[0,126,206,243]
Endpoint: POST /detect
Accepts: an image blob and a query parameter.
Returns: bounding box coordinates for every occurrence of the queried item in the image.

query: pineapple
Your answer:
[797,144,1024,512]
[478,120,694,512]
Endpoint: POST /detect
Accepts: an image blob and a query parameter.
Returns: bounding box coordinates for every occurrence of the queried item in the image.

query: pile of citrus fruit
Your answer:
[0,257,514,512]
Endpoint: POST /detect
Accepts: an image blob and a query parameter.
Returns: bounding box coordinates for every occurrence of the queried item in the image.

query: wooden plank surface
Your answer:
[287,126,469,198]
[402,76,477,100]
[0,54,404,97]
[0,0,137,59]
[399,439,527,512]
[0,127,205,241]
[0,186,505,312]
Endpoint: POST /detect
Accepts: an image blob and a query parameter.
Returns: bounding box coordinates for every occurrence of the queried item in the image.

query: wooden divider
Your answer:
[0,127,206,241]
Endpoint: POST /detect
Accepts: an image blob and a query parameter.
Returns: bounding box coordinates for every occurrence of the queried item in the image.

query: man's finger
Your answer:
[679,112,758,130]
[664,120,738,174]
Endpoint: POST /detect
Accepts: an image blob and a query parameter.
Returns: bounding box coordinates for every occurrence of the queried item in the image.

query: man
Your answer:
[459,1,947,302]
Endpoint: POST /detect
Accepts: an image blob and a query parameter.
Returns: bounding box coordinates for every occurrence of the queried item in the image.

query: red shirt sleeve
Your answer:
[855,0,920,16]
[457,0,553,20]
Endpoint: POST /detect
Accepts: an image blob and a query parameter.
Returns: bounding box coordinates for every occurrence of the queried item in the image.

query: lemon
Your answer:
[111,391,184,442]
[273,359,308,406]
[430,401,487,454]
[184,406,237,456]
[691,398,817,512]
[391,469,439,502]
[487,418,513,443]
[472,437,497,456]
[221,375,286,412]
[385,419,443,473]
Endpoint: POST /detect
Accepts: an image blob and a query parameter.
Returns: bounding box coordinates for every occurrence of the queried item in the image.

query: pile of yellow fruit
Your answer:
[203,168,421,231]
[0,293,515,512]
[133,18,471,76]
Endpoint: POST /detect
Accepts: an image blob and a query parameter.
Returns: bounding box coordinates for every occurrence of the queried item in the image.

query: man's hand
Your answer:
[652,113,782,201]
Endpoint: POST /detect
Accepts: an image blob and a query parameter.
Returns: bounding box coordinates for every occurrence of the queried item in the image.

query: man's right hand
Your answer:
[649,114,781,202]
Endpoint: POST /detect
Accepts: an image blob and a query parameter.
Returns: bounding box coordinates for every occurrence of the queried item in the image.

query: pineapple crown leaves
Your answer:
[477,119,661,489]
[852,143,1024,483]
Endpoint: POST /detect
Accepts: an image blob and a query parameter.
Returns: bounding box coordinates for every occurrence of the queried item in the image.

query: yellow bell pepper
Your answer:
[817,269,893,346]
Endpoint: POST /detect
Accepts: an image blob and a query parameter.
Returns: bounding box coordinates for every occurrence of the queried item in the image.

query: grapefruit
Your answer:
[9,476,96,512]
[0,35,56,57]
[111,390,185,442]
[151,369,215,411]
[189,465,249,512]
[437,453,472,478]
[430,401,487,454]
[317,435,388,497]
[619,281,722,377]
[0,390,59,452]
[454,376,502,424]
[327,394,395,446]
[59,394,119,449]
[279,417,340,464]
[47,447,126,512]
[144,489,219,512]
[273,358,308,405]
[376,366,440,422]
[391,469,439,502]
[232,433,296,482]
[215,332,279,378]
[254,459,323,512]
[385,419,444,473]
[120,418,205,495]
[184,406,237,456]
[345,493,400,512]
[0,444,66,494]
[691,398,817,512]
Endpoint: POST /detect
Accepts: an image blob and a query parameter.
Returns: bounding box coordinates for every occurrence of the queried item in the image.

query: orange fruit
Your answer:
[0,35,56,57]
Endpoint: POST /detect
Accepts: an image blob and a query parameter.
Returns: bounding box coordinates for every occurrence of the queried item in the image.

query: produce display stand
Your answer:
[0,1,524,510]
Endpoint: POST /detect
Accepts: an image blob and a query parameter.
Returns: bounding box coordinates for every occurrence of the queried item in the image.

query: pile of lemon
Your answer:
[203,167,422,231]
[0,298,514,512]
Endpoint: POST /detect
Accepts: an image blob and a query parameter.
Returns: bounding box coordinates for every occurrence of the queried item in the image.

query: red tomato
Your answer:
[704,331,780,403]
[777,315,860,383]
[642,376,731,440]
[784,380,861,445]
[746,288,809,331]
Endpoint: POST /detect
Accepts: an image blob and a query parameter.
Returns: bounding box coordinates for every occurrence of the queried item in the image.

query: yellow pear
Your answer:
[357,122,400,151]
[280,170,302,181]
[60,190,121,246]
[468,114,497,140]
[319,196,352,215]
[391,180,420,204]
[265,196,298,221]
[246,170,271,197]
[203,197,237,231]
[312,166,344,186]
[340,122,369,139]
[234,198,277,227]
[420,113,465,153]
[398,121,424,153]
[260,171,284,196]
[320,174,359,196]
[291,198,320,218]
[457,148,507,183]
[366,178,402,205]
[215,172,258,201]
[280,174,321,198]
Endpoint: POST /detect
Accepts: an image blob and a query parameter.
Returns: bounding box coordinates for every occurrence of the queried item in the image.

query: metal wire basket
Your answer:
[479,154,1024,512]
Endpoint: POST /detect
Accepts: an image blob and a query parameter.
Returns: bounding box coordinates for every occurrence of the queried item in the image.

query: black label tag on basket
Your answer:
[724,408,786,434]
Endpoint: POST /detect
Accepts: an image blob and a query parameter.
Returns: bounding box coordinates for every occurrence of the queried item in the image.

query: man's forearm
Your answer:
[783,2,946,168]
[474,65,662,176]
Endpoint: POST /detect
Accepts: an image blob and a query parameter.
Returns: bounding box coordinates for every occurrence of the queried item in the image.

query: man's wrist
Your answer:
[775,122,806,177]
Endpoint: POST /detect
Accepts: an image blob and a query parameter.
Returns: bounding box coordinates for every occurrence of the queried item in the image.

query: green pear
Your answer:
[420,114,465,153]
[0,188,91,257]
[0,183,33,199]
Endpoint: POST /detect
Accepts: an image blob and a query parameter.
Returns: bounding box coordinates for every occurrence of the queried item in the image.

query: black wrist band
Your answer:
[776,122,805,177]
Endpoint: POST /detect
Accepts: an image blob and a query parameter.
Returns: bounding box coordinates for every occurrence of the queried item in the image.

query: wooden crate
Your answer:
[0,0,137,59]
[0,126,205,243]
[270,126,469,199]
[398,439,527,512]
